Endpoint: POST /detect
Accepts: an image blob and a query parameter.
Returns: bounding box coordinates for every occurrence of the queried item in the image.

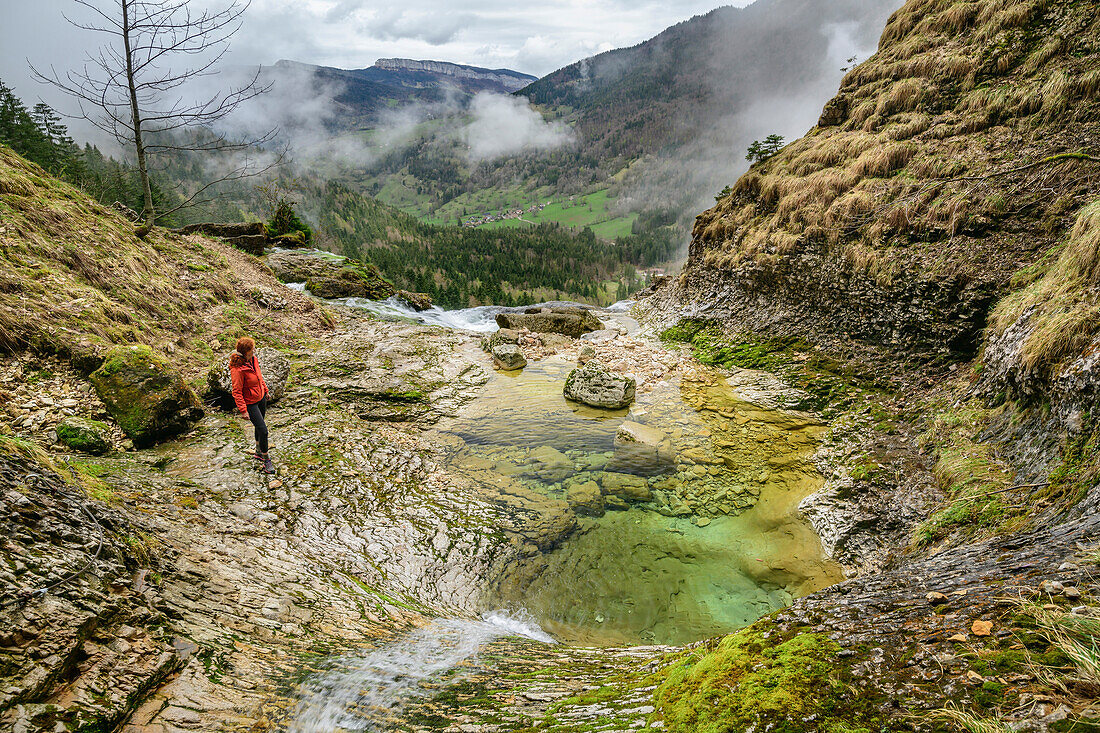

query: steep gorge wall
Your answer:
[654,0,1100,371]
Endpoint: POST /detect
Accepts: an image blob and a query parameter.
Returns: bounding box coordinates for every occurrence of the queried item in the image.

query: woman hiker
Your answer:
[229,337,275,475]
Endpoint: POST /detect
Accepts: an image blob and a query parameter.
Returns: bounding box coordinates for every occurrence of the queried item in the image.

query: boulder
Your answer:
[90,345,204,448]
[563,360,635,409]
[270,231,309,248]
[223,234,266,255]
[599,472,653,502]
[604,495,630,511]
[265,251,395,300]
[482,328,522,352]
[206,347,291,408]
[56,417,112,455]
[396,290,433,311]
[580,329,620,342]
[491,344,527,371]
[566,481,605,517]
[530,445,571,470]
[577,343,597,365]
[611,421,676,472]
[177,221,266,238]
[495,307,602,338]
[175,222,268,255]
[306,266,393,299]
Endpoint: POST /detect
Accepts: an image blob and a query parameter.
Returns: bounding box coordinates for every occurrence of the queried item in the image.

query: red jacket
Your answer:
[230,355,268,414]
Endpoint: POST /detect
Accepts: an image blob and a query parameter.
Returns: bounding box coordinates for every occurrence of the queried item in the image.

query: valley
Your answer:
[2,0,1100,730]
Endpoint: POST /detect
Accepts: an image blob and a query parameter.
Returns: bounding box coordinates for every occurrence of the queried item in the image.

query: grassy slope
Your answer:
[0,145,332,377]
[692,0,1100,292]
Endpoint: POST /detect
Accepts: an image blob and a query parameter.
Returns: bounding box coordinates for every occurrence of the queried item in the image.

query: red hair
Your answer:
[229,337,255,367]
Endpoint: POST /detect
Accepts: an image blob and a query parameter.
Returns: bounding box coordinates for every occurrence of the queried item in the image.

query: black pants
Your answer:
[247,393,269,453]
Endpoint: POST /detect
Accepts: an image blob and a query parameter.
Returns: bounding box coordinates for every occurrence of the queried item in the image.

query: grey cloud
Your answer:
[365,10,476,46]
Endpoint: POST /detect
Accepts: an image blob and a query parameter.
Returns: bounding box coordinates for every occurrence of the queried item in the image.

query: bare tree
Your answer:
[32,0,275,235]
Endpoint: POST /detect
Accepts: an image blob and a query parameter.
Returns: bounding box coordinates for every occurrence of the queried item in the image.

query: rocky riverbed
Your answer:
[2,302,1097,732]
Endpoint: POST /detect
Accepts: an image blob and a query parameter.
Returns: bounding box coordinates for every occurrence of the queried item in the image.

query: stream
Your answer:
[287,612,554,732]
[284,298,841,728]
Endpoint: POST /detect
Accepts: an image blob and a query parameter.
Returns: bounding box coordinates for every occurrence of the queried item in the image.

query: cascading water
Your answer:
[287,612,554,732]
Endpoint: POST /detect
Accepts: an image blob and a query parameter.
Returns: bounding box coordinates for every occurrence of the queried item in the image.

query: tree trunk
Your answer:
[122,0,155,237]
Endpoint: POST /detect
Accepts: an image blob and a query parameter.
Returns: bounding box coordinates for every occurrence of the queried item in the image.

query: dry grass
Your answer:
[990,200,1100,373]
[1040,71,1074,119]
[0,145,333,376]
[688,0,1099,298]
[887,114,933,140]
[851,143,915,178]
[924,708,1012,733]
[1078,69,1100,98]
[1022,35,1065,76]
[877,79,928,116]
[1016,601,1100,695]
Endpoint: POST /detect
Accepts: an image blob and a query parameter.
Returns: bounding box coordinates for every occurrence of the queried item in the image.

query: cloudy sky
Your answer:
[2,0,754,104]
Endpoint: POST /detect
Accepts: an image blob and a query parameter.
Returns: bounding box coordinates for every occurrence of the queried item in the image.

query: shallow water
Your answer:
[430,356,843,647]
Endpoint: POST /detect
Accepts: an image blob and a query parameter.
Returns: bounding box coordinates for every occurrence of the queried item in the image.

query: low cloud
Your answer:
[462,92,573,161]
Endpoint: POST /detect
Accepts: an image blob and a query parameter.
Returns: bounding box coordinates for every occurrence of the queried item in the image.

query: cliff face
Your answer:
[371,58,536,91]
[657,0,1100,366]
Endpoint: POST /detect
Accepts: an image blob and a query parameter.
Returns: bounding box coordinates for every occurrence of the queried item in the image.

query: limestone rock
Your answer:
[491,344,527,371]
[600,472,653,502]
[540,333,574,351]
[265,250,395,300]
[396,290,433,311]
[482,328,522,352]
[566,481,604,517]
[495,307,602,338]
[611,421,676,471]
[563,360,635,409]
[577,344,597,364]
[206,347,291,408]
[90,345,204,448]
[580,329,619,342]
[56,417,112,455]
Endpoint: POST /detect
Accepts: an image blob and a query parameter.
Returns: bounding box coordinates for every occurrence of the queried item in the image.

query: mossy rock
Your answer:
[56,417,112,455]
[90,345,204,448]
[305,264,395,299]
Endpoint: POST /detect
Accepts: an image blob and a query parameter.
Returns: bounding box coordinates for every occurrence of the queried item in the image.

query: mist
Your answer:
[463,92,573,161]
[611,8,899,225]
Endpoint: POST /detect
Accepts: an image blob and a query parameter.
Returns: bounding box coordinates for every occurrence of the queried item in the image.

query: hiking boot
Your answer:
[261,457,276,475]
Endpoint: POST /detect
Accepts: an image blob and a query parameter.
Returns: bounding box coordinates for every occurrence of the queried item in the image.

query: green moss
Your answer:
[653,626,880,733]
[56,417,112,455]
[376,389,427,403]
[1041,420,1099,508]
[90,345,203,447]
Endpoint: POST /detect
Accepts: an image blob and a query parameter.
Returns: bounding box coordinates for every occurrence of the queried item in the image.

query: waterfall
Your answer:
[286,611,553,732]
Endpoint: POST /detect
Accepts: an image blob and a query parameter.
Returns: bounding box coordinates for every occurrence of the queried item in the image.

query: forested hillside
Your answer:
[312,182,676,306]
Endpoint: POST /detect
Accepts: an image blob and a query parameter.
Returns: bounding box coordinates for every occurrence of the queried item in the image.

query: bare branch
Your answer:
[33,0,272,233]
